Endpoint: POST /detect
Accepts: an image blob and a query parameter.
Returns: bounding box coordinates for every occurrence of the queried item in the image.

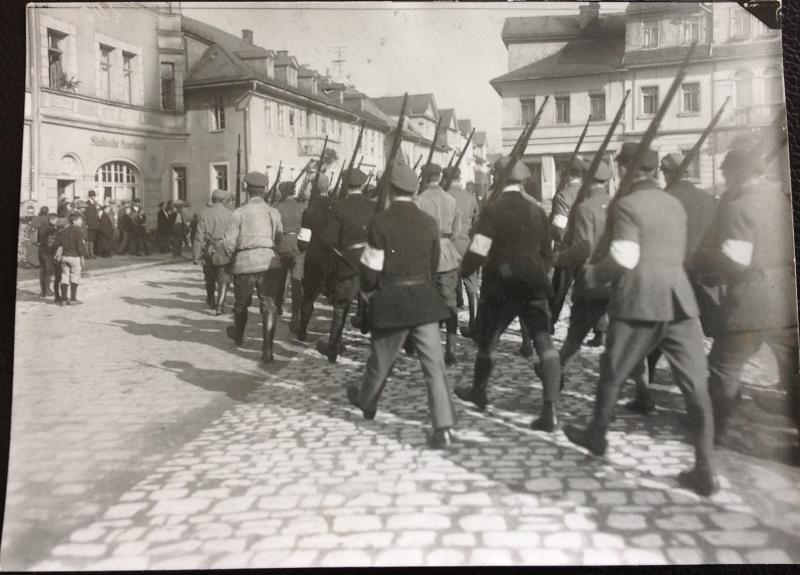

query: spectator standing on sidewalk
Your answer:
[156,202,171,253]
[117,201,132,254]
[172,203,187,257]
[130,199,149,256]
[36,212,59,297]
[96,205,115,258]
[84,190,100,259]
[54,211,86,305]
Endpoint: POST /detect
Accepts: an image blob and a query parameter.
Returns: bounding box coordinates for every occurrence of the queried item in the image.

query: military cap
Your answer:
[615,142,658,170]
[660,153,684,172]
[345,168,367,188]
[88,190,96,197]
[211,189,231,202]
[423,163,443,180]
[590,160,612,182]
[496,156,532,183]
[390,162,419,194]
[443,166,461,180]
[567,156,585,174]
[244,171,269,191]
[278,181,296,195]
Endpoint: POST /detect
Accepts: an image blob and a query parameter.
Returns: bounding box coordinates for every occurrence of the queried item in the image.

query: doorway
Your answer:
[57,179,75,199]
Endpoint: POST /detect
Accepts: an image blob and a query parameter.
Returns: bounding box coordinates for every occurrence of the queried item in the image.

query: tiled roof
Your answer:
[373,94,437,117]
[623,44,705,67]
[502,15,581,43]
[182,16,272,58]
[298,66,319,78]
[473,131,487,147]
[492,15,625,87]
[457,119,472,136]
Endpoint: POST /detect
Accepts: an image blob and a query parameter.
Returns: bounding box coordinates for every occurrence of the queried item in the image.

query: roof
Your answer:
[298,66,319,78]
[439,108,456,130]
[502,15,581,43]
[275,52,298,68]
[182,16,273,59]
[373,94,437,118]
[492,14,625,87]
[457,119,472,135]
[626,3,701,17]
[473,132,487,147]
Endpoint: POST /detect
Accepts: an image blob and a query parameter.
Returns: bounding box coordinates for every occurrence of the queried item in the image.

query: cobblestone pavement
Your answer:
[4,262,800,569]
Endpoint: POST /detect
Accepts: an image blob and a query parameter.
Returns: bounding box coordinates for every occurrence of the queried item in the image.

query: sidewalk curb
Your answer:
[16,257,193,290]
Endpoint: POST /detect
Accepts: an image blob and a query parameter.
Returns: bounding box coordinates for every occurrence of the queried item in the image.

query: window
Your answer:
[306,111,312,134]
[99,44,113,100]
[122,51,134,104]
[680,149,700,180]
[212,164,228,191]
[520,98,536,125]
[211,94,225,131]
[277,104,284,135]
[682,18,700,44]
[764,67,783,104]
[641,86,659,116]
[95,161,139,201]
[589,93,606,121]
[321,118,327,134]
[173,167,187,201]
[642,20,659,48]
[160,62,176,110]
[289,110,296,136]
[555,96,570,124]
[731,9,751,40]
[734,69,753,108]
[681,82,700,113]
[47,29,66,89]
[264,101,272,132]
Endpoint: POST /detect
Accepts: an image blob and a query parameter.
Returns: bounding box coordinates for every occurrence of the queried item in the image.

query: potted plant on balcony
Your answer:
[58,73,81,93]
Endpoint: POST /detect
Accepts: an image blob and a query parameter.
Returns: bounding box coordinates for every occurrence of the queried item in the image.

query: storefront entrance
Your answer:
[57,179,76,199]
[95,161,140,202]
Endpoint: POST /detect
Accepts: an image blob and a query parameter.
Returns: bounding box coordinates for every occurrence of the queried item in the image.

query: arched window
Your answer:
[95,161,139,202]
[763,67,783,104]
[734,69,753,109]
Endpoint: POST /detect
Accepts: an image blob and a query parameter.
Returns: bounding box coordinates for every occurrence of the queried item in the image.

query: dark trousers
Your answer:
[172,227,185,257]
[327,275,360,350]
[708,326,800,438]
[157,231,171,253]
[276,252,305,313]
[130,232,149,256]
[549,267,573,331]
[357,322,456,430]
[589,316,714,470]
[300,257,334,328]
[202,259,230,304]
[38,252,55,295]
[117,231,130,254]
[560,297,609,368]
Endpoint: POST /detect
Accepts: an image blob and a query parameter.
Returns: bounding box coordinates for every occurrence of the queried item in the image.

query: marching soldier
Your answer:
[565,143,719,497]
[416,163,462,365]
[454,157,562,432]
[274,181,305,333]
[443,166,480,337]
[346,162,457,448]
[692,136,799,456]
[296,175,335,342]
[192,189,234,315]
[316,168,373,362]
[222,172,284,365]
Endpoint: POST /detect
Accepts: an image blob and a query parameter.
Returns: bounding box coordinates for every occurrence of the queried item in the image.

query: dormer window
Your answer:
[731,9,751,41]
[642,20,659,48]
[682,17,700,44]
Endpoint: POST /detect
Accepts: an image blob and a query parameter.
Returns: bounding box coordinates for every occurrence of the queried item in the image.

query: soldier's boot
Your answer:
[531,350,561,432]
[206,282,216,308]
[215,282,228,316]
[261,303,277,364]
[318,304,349,363]
[519,324,534,358]
[709,388,738,446]
[59,284,69,306]
[444,316,458,366]
[455,355,492,411]
[226,309,248,347]
[297,301,312,342]
[69,283,81,305]
[625,365,656,415]
[289,282,303,334]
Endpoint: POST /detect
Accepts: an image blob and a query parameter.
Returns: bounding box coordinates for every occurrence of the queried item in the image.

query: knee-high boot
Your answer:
[261,304,277,364]
[289,280,302,334]
[227,308,248,346]
[318,303,349,363]
[297,299,312,342]
[215,281,228,316]
[455,354,493,410]
[531,350,561,432]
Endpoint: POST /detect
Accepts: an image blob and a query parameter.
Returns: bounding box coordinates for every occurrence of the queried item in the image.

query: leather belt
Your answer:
[384,276,430,286]
[238,245,274,251]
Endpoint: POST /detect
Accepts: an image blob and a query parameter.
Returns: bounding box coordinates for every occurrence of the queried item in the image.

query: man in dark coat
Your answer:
[156,202,171,253]
[96,204,115,257]
[117,202,132,255]
[454,157,562,432]
[565,143,718,497]
[83,190,100,259]
[316,168,373,362]
[129,199,149,256]
[36,212,59,297]
[346,162,457,448]
[274,181,305,331]
[193,189,234,314]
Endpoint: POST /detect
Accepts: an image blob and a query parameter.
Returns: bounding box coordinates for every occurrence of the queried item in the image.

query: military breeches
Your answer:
[357,322,456,430]
[301,256,334,320]
[233,270,283,316]
[560,297,610,369]
[202,259,229,302]
[276,252,305,312]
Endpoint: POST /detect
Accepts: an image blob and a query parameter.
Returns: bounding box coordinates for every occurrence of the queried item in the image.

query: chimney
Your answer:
[579,2,600,29]
[242,29,253,45]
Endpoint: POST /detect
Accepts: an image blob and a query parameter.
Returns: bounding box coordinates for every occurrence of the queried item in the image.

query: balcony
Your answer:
[297,134,341,156]
[729,104,784,128]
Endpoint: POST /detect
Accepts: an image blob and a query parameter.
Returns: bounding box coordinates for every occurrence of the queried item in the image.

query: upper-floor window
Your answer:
[731,9,751,41]
[589,93,606,121]
[122,51,135,104]
[212,164,228,191]
[321,118,327,134]
[289,110,296,136]
[641,86,659,116]
[681,82,700,114]
[520,98,536,125]
[555,96,570,124]
[211,94,225,131]
[642,20,659,48]
[764,67,783,104]
[734,69,753,108]
[47,29,66,89]
[264,101,273,132]
[173,166,187,201]
[160,62,176,110]
[682,17,700,44]
[277,104,284,135]
[99,44,114,100]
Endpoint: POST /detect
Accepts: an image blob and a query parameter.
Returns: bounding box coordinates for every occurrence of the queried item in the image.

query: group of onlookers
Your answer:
[156,201,196,257]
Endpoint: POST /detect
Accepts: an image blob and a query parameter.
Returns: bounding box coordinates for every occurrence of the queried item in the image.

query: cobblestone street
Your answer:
[4,262,800,569]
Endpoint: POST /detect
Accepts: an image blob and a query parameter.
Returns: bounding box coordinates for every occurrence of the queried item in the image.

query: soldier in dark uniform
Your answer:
[193,189,233,315]
[315,168,373,362]
[548,157,586,331]
[222,172,284,365]
[692,136,799,456]
[565,144,718,497]
[454,157,562,432]
[274,181,305,332]
[346,162,457,448]
[296,175,335,342]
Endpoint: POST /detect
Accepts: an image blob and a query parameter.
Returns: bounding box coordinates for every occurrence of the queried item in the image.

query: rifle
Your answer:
[332,160,346,199]
[375,93,409,213]
[489,97,549,203]
[418,115,445,193]
[235,134,242,208]
[593,43,697,261]
[550,115,592,221]
[412,155,423,171]
[310,135,329,199]
[357,156,364,170]
[441,127,475,191]
[339,120,366,200]
[364,168,374,189]
[268,161,282,204]
[446,151,457,172]
[669,97,730,188]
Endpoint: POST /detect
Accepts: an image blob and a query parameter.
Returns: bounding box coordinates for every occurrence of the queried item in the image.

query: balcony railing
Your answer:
[297,135,341,156]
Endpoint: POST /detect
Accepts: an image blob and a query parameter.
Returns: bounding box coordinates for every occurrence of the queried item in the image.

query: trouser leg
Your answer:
[472,297,518,396]
[299,259,325,338]
[549,267,573,332]
[560,298,607,371]
[258,271,280,363]
[202,260,216,306]
[215,265,229,315]
[274,258,289,314]
[39,255,48,295]
[230,274,254,345]
[410,322,457,430]
[358,327,409,414]
[647,348,663,382]
[764,327,800,432]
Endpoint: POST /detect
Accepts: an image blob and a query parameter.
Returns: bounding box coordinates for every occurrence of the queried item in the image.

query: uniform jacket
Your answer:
[322,192,375,279]
[193,202,234,262]
[300,194,334,275]
[360,198,450,330]
[693,179,797,331]
[275,196,304,256]
[462,185,553,301]
[586,179,698,322]
[415,183,462,272]
[666,178,718,257]
[550,179,581,244]
[555,184,609,273]
[222,195,283,275]
[447,184,479,256]
[84,200,100,231]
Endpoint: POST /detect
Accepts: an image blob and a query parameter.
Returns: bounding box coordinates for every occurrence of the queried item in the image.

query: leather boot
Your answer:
[215,281,228,316]
[531,400,559,432]
[227,309,247,346]
[59,284,68,305]
[322,304,349,363]
[289,281,302,334]
[455,355,492,410]
[261,308,277,364]
[69,284,81,304]
[445,332,457,366]
[297,304,311,342]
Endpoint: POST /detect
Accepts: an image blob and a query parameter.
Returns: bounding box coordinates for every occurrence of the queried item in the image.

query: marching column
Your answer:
[192,189,234,315]
[274,181,305,333]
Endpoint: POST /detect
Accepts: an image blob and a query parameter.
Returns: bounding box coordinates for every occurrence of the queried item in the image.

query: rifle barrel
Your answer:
[419,116,445,193]
[442,127,475,191]
[552,115,592,206]
[671,96,730,185]
[376,93,409,212]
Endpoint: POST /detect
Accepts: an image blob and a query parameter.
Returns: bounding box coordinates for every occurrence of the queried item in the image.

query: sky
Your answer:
[182,2,628,153]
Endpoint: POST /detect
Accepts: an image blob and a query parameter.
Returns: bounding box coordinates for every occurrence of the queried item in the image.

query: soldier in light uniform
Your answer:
[565,144,719,497]
[316,168,374,362]
[274,181,305,333]
[416,163,462,366]
[192,189,233,315]
[347,162,457,448]
[454,157,562,432]
[222,172,284,365]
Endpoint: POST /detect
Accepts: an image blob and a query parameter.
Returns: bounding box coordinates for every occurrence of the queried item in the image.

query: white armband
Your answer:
[721,239,753,267]
[553,214,569,229]
[360,244,385,271]
[468,233,493,257]
[610,240,640,270]
[298,228,312,242]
